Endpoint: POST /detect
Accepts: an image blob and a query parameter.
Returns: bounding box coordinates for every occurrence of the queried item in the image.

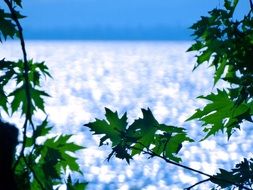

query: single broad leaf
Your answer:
[28,60,52,86]
[44,135,84,173]
[152,125,193,163]
[187,89,251,139]
[25,137,33,148]
[164,133,193,163]
[197,49,213,64]
[35,61,52,78]
[0,11,17,41]
[31,88,50,112]
[9,86,28,115]
[0,59,16,86]
[85,108,128,146]
[0,87,8,113]
[211,168,238,188]
[43,147,62,179]
[32,159,54,189]
[187,41,204,52]
[211,158,253,189]
[67,175,88,190]
[29,70,41,86]
[33,118,53,139]
[105,107,127,132]
[214,57,227,85]
[8,84,49,116]
[85,108,133,163]
[128,108,158,156]
[158,124,185,133]
[14,0,23,7]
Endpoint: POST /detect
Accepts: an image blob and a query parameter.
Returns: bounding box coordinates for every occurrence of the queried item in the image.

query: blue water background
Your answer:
[1,41,252,190]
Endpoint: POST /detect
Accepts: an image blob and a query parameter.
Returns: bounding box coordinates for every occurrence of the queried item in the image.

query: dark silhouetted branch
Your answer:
[3,1,45,189]
[132,142,251,190]
[250,0,253,10]
[184,178,210,190]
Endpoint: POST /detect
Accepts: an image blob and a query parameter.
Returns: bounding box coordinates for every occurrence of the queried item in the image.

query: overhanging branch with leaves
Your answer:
[85,0,253,189]
[0,0,87,189]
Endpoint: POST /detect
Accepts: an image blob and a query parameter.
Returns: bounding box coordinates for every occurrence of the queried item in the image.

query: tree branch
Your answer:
[4,0,32,167]
[184,178,210,190]
[3,1,32,118]
[22,155,46,190]
[250,0,253,10]
[132,142,251,190]
[3,1,44,189]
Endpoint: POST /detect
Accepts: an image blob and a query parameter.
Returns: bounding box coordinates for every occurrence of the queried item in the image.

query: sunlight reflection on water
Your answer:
[1,41,252,189]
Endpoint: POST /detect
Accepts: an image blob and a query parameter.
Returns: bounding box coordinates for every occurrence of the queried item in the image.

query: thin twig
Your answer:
[132,142,251,190]
[13,118,28,170]
[22,155,46,190]
[3,1,45,189]
[184,178,210,190]
[3,0,33,121]
[4,0,34,164]
[250,0,253,10]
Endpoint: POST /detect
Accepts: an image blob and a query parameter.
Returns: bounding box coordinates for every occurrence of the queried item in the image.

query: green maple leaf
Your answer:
[187,89,251,139]
[9,86,29,115]
[44,135,84,172]
[66,175,88,190]
[0,87,8,113]
[31,88,49,112]
[28,60,52,86]
[85,108,128,146]
[128,108,158,156]
[0,59,16,86]
[33,118,53,139]
[86,108,193,163]
[0,9,17,41]
[151,124,193,163]
[9,85,49,115]
[13,0,22,7]
[211,158,252,189]
[85,108,132,163]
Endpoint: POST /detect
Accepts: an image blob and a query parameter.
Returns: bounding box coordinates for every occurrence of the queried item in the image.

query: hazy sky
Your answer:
[19,0,250,40]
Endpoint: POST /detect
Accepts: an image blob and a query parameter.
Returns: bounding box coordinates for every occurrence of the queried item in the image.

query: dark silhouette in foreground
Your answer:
[0,120,18,190]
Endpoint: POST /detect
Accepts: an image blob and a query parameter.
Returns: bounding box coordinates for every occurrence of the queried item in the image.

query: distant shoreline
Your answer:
[22,27,192,41]
[2,39,193,43]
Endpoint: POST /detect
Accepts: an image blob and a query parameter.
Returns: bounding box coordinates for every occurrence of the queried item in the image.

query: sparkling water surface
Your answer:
[1,41,252,190]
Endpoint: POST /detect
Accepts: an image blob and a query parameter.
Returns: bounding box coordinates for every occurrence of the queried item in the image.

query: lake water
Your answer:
[1,41,252,190]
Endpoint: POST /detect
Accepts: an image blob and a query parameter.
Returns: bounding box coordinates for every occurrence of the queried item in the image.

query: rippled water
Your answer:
[1,41,252,189]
